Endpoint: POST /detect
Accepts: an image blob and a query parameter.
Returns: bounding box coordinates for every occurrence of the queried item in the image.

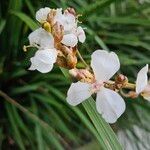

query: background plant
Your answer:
[0,0,150,149]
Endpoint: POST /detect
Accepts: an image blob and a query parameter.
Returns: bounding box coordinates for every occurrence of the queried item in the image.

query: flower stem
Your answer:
[106,80,135,90]
[76,49,90,69]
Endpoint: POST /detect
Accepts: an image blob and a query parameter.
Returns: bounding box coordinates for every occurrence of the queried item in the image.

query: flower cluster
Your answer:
[25,7,149,124]
[27,7,86,73]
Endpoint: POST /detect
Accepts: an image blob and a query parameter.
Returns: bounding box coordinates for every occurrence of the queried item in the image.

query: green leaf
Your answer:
[10,11,38,30]
[0,19,6,34]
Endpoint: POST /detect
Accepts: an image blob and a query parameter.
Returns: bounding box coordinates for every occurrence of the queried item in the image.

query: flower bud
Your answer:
[47,9,56,26]
[115,74,128,89]
[65,7,76,16]
[52,22,64,43]
[69,68,94,83]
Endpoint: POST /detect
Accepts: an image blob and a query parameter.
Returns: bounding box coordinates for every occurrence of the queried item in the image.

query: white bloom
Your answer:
[28,28,54,49]
[55,11,76,32]
[76,26,86,43]
[29,49,57,73]
[36,7,51,23]
[61,26,86,47]
[61,33,78,47]
[54,10,86,47]
[67,50,126,123]
[136,64,150,101]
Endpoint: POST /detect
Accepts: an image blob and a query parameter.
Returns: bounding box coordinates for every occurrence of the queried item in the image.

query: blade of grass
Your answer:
[10,11,38,30]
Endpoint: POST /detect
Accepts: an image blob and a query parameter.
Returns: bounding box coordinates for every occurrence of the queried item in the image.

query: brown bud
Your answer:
[115,74,128,89]
[128,91,138,99]
[66,54,77,69]
[55,46,77,69]
[56,56,67,68]
[69,68,94,83]
[115,74,128,83]
[47,9,57,26]
[65,7,76,16]
[52,22,64,43]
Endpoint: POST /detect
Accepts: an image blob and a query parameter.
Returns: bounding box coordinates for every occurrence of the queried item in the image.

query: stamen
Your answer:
[23,45,39,52]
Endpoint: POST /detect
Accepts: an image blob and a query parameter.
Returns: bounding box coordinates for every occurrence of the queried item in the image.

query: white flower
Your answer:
[29,49,57,73]
[136,64,150,101]
[55,11,76,32]
[54,10,86,47]
[76,26,86,43]
[28,28,54,49]
[36,7,51,23]
[61,26,86,47]
[67,50,126,123]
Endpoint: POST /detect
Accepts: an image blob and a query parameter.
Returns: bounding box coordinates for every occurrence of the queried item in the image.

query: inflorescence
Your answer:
[24,7,150,124]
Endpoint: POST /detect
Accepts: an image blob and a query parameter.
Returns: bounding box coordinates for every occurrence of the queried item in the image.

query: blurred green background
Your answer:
[0,0,150,149]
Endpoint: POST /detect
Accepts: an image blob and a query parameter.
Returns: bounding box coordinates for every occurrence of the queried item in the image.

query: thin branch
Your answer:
[76,49,90,69]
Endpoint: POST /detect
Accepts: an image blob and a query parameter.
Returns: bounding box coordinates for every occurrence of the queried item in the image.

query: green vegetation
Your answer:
[0,0,150,149]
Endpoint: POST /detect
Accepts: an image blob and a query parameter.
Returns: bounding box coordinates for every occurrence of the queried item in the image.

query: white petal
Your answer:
[29,49,57,73]
[77,26,86,43]
[96,87,125,123]
[28,58,36,70]
[143,96,150,101]
[141,84,150,102]
[61,34,78,47]
[36,7,51,23]
[136,64,148,94]
[91,50,120,81]
[55,12,76,32]
[67,81,92,106]
[28,28,54,48]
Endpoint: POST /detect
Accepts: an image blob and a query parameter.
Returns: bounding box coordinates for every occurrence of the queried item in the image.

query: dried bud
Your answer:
[47,9,57,26]
[66,54,77,69]
[128,91,138,99]
[69,68,94,83]
[52,22,64,43]
[56,46,77,69]
[65,7,76,16]
[115,74,128,89]
[56,56,67,68]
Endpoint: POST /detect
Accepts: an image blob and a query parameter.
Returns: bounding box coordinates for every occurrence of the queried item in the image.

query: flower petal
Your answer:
[36,7,51,23]
[61,33,78,47]
[77,26,86,43]
[28,28,54,48]
[96,87,125,123]
[136,64,148,94]
[143,96,150,101]
[67,81,92,106]
[29,49,57,73]
[91,50,120,81]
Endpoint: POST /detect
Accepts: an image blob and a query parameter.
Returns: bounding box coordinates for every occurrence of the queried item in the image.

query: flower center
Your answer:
[91,81,104,93]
